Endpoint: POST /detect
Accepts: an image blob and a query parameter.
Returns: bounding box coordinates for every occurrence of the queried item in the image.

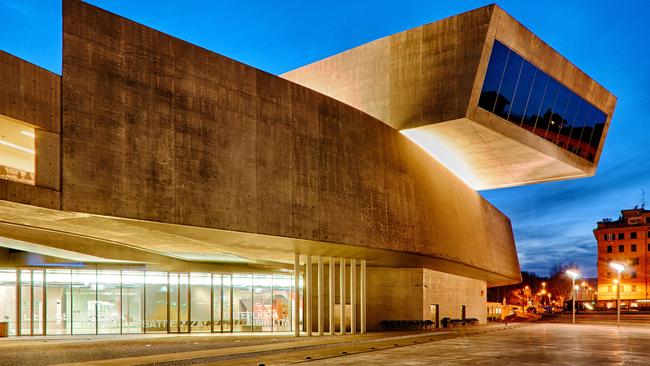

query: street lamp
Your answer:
[610,262,626,327]
[566,270,580,324]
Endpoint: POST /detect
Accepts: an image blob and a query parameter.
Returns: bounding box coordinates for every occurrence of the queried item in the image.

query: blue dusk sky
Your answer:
[1,1,649,278]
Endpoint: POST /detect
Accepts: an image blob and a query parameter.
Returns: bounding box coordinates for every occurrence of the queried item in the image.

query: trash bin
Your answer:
[0,322,8,337]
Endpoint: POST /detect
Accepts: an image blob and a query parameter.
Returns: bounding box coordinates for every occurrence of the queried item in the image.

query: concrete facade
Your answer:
[366,268,486,330]
[595,209,650,309]
[0,0,615,336]
[283,5,617,190]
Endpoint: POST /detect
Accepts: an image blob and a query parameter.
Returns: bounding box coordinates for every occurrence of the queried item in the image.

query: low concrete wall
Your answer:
[367,267,487,330]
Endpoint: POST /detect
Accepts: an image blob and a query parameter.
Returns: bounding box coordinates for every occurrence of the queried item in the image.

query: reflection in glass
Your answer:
[479,40,607,161]
[213,275,222,332]
[97,270,121,334]
[233,274,253,332]
[0,270,17,335]
[169,273,178,332]
[1,269,301,336]
[507,60,536,125]
[179,274,189,332]
[46,269,71,335]
[273,275,292,332]
[32,270,44,335]
[121,271,144,333]
[223,275,232,332]
[254,274,273,331]
[144,272,167,333]
[20,270,31,335]
[190,273,211,332]
[496,51,523,119]
[72,270,96,334]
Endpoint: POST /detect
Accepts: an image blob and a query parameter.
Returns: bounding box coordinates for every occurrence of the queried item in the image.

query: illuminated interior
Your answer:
[0,114,35,185]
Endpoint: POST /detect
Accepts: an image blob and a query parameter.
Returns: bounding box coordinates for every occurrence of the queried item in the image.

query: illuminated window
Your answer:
[0,114,35,184]
[632,285,637,292]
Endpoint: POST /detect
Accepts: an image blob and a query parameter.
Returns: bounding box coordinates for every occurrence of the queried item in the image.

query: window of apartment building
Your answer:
[633,257,640,265]
[619,245,624,252]
[607,245,612,253]
[631,272,637,279]
[631,232,638,239]
[646,217,650,224]
[632,285,637,292]
[632,244,637,252]
[607,285,612,293]
[618,233,624,240]
[648,243,650,251]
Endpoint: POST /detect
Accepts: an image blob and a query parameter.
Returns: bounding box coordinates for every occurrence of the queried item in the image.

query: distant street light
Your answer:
[566,270,580,324]
[610,262,626,327]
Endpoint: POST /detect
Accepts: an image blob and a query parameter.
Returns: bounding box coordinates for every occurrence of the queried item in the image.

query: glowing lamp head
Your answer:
[609,262,626,273]
[566,270,580,280]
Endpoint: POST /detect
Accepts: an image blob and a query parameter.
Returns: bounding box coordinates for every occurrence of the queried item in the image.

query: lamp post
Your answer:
[610,262,626,327]
[566,270,580,324]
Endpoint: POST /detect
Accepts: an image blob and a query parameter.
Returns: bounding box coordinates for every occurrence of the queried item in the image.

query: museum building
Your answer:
[0,1,615,336]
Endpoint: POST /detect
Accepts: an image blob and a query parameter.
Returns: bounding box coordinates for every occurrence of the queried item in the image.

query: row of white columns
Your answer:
[293,254,366,336]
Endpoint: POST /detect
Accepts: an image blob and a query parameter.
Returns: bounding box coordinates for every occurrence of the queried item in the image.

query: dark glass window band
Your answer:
[478,40,607,162]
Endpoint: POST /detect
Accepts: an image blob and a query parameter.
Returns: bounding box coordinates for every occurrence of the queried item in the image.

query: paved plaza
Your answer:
[2,322,650,365]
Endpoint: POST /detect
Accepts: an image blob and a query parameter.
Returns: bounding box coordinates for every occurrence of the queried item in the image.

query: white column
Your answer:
[339,257,346,335]
[306,255,312,336]
[329,256,335,335]
[361,260,367,334]
[294,253,300,337]
[318,256,324,336]
[350,258,356,335]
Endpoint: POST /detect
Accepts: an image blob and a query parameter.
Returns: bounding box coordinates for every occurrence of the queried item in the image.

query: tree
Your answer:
[548,262,579,301]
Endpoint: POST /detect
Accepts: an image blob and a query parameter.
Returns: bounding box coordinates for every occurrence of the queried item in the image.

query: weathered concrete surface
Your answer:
[58,0,520,284]
[366,267,487,330]
[283,5,617,190]
[0,51,61,206]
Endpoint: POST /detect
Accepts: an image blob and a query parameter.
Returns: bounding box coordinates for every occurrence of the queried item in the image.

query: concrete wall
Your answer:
[282,5,617,189]
[0,51,61,209]
[283,6,492,130]
[58,0,520,285]
[366,267,486,330]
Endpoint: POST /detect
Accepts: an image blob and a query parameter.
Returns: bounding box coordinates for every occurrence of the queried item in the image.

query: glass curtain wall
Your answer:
[479,40,608,161]
[0,269,16,335]
[190,273,211,332]
[45,269,72,335]
[121,271,144,333]
[144,272,167,333]
[97,270,121,334]
[0,269,299,336]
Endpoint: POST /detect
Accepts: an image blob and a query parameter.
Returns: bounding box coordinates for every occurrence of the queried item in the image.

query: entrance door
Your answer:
[429,304,439,329]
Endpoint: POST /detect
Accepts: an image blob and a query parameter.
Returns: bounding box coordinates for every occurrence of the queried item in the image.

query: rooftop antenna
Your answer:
[641,187,645,210]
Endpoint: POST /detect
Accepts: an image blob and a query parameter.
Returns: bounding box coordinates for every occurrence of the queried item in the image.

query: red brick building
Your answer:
[594,208,650,310]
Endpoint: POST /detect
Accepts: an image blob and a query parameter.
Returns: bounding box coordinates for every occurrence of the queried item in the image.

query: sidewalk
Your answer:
[45,323,531,366]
